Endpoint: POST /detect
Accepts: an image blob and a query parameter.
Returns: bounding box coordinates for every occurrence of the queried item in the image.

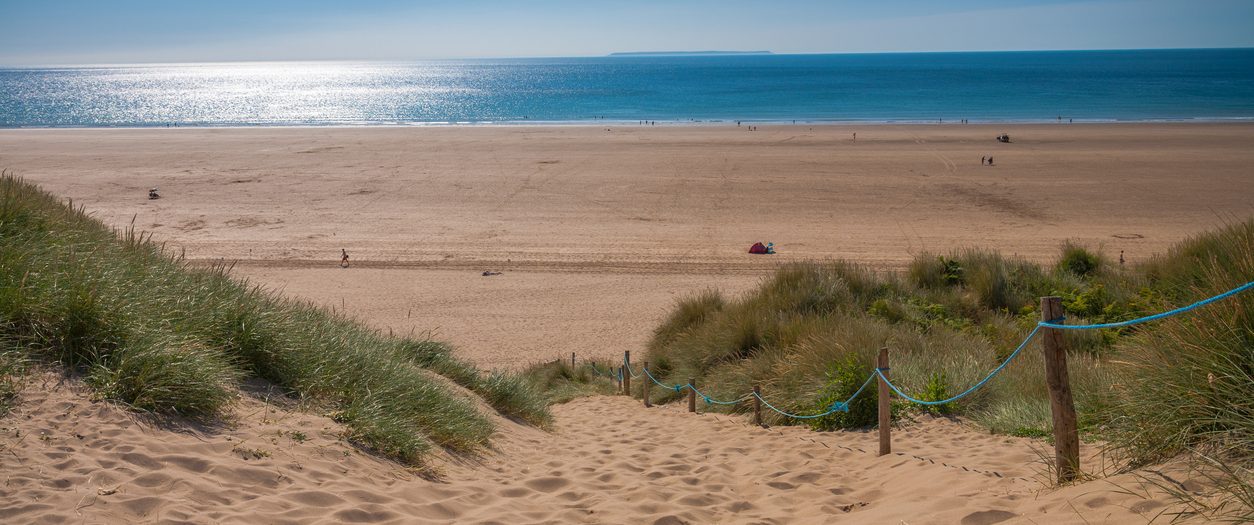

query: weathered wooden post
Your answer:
[752,384,763,427]
[571,352,575,368]
[687,377,697,413]
[878,347,891,456]
[642,361,651,408]
[623,351,631,397]
[1041,296,1079,483]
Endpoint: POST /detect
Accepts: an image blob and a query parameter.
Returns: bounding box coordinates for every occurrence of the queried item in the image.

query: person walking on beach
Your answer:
[987,156,993,166]
[340,249,350,268]
[981,156,986,166]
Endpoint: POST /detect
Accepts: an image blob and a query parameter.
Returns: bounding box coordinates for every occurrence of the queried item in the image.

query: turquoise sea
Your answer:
[1,48,1252,127]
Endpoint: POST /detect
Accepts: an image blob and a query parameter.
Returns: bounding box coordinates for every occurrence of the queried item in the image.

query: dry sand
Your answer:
[2,123,1251,523]
[2,123,1251,369]
[1,376,1187,524]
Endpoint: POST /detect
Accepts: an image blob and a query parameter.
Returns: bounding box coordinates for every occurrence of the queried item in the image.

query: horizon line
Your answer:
[3,45,1252,69]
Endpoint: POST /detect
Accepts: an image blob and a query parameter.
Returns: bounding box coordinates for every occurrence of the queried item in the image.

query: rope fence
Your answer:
[570,281,1252,484]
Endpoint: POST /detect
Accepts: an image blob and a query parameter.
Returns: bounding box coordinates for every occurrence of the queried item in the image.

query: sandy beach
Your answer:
[2,123,1251,523]
[2,123,1251,369]
[6,0,1253,519]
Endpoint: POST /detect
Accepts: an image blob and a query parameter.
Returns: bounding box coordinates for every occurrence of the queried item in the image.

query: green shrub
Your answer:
[867,298,906,324]
[918,372,954,415]
[941,257,964,285]
[807,355,878,430]
[1057,241,1104,277]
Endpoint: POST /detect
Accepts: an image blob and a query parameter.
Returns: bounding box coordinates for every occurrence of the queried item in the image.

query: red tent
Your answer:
[748,242,768,254]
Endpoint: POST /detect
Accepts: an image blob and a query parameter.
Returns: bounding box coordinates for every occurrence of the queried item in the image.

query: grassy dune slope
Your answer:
[0,173,549,464]
[628,219,1252,515]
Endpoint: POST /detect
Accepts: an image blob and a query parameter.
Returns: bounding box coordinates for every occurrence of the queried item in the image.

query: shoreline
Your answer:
[6,117,1254,130]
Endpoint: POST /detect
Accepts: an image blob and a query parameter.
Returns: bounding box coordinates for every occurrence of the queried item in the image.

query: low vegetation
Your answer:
[522,360,618,405]
[528,217,1253,515]
[0,173,550,465]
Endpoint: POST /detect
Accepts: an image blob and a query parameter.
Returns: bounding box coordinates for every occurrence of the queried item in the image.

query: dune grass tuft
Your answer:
[521,360,618,405]
[0,341,24,415]
[0,173,550,463]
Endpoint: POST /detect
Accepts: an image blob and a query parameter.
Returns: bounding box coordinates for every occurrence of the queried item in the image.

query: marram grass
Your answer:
[0,173,550,464]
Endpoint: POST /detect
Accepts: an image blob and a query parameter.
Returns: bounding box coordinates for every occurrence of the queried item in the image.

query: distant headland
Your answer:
[608,50,773,57]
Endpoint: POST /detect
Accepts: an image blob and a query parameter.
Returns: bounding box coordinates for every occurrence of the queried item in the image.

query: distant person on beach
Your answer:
[1119,250,1125,266]
[340,249,350,268]
[981,156,986,166]
[987,157,994,166]
[852,132,856,142]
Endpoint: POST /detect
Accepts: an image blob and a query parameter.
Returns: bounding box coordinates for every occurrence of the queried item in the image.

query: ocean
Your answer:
[2,48,1252,127]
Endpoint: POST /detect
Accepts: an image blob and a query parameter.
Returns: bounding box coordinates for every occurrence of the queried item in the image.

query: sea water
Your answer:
[2,49,1252,127]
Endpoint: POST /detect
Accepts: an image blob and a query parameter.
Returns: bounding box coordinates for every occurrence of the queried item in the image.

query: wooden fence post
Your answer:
[1041,296,1079,483]
[642,361,651,407]
[687,377,696,413]
[878,347,891,456]
[571,352,575,368]
[752,384,763,427]
[623,351,631,397]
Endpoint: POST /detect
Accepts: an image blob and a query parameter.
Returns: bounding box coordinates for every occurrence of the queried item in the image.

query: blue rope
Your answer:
[1038,281,1253,330]
[688,384,749,406]
[753,374,876,420]
[876,325,1042,406]
[622,357,641,379]
[643,366,684,391]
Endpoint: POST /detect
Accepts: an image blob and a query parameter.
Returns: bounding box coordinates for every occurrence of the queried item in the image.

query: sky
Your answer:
[1,0,1252,65]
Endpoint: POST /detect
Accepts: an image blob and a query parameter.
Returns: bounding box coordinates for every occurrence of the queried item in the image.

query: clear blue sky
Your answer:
[1,0,1252,65]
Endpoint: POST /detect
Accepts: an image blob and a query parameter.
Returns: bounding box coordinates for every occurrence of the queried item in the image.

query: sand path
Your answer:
[2,377,1180,524]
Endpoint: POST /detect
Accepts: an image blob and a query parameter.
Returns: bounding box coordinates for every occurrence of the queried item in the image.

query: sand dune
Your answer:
[1,377,1185,524]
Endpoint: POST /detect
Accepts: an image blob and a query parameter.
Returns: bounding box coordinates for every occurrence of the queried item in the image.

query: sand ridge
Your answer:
[1,377,1183,524]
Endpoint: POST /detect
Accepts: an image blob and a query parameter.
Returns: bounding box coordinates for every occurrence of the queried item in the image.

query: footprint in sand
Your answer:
[226,216,283,229]
[498,487,531,498]
[961,509,1017,525]
[174,219,206,232]
[523,476,569,493]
